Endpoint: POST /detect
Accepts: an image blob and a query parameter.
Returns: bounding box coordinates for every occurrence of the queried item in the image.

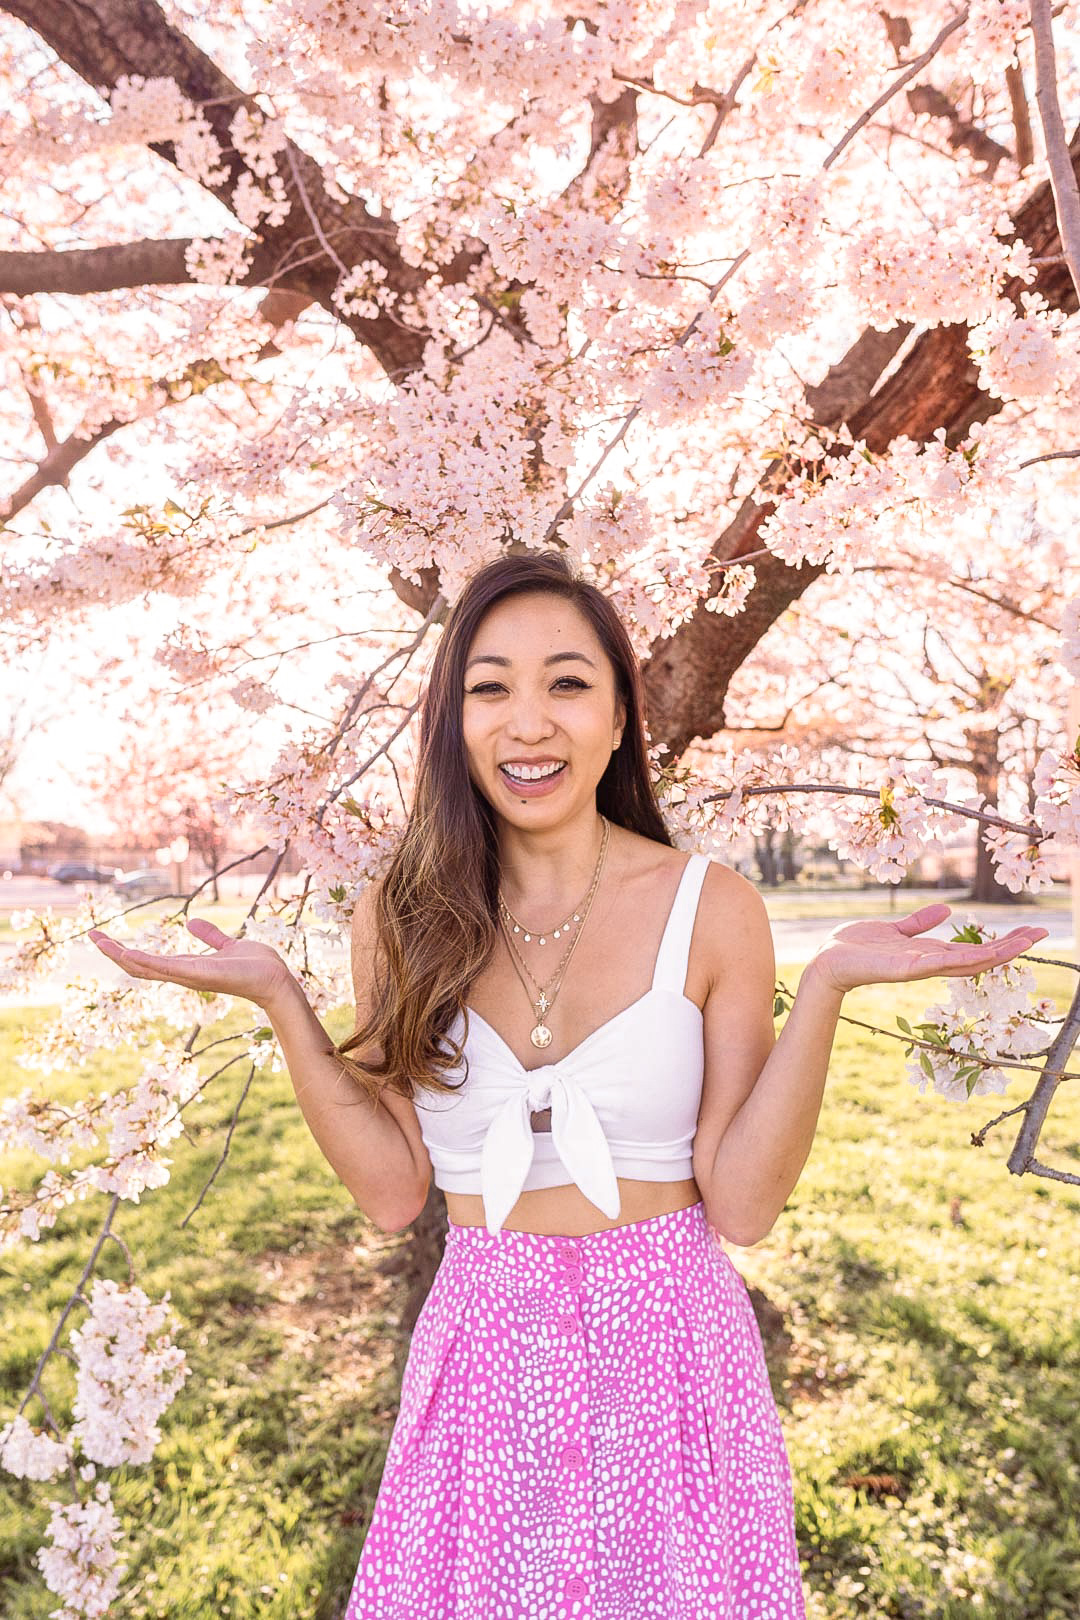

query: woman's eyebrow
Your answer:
[464,651,598,672]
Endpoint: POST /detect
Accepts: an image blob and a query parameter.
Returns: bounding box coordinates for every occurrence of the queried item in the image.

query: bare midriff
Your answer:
[443,1176,703,1235]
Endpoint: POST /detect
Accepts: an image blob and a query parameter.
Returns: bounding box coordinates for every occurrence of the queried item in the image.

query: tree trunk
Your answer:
[780,826,799,884]
[755,824,779,886]
[966,724,1023,904]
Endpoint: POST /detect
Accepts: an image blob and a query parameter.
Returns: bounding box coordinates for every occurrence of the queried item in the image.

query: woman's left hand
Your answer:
[807,902,1049,995]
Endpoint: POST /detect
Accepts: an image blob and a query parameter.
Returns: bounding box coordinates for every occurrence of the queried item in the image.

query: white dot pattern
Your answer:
[345,1202,807,1618]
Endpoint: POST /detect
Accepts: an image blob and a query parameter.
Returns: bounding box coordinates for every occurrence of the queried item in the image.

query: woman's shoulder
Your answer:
[615,827,754,899]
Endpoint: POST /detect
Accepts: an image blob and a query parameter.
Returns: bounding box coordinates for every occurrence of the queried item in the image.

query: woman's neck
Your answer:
[496,811,616,913]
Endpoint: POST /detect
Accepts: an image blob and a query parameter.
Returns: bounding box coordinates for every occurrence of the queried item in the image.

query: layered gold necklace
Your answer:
[497,816,610,1049]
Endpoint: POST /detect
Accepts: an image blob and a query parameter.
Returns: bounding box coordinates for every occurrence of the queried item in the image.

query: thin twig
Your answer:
[701,781,1044,839]
[1016,448,1080,469]
[284,146,350,277]
[15,1195,123,1422]
[823,8,970,171]
[971,1099,1032,1145]
[179,1060,257,1227]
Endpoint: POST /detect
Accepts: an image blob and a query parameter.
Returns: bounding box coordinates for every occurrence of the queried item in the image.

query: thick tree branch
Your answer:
[562,86,638,217]
[1006,61,1035,170]
[3,416,125,520]
[0,0,461,373]
[905,83,1013,176]
[0,236,290,296]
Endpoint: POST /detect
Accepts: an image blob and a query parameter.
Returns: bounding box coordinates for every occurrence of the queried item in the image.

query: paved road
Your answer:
[1,880,1074,1009]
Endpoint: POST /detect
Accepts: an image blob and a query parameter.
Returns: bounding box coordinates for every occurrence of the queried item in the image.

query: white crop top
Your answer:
[414,851,711,1235]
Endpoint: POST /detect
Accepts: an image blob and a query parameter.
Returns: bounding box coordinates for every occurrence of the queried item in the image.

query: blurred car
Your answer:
[110,869,174,900]
[48,861,115,884]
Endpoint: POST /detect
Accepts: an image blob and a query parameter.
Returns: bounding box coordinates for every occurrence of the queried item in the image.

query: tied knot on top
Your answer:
[479,1062,622,1235]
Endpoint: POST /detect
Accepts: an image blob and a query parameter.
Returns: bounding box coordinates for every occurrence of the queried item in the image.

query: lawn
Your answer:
[0,956,1078,1619]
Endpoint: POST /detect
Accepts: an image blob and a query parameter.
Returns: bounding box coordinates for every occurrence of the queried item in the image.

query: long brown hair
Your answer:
[334,550,673,1103]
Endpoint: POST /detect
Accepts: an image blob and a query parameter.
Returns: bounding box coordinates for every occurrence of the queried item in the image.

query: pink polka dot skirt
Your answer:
[345,1201,807,1618]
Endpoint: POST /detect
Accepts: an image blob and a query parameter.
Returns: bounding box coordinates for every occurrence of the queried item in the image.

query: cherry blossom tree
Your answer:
[704,520,1078,899]
[81,687,269,898]
[1,0,1080,1608]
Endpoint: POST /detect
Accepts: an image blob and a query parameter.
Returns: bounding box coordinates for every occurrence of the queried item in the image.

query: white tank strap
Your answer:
[650,852,711,995]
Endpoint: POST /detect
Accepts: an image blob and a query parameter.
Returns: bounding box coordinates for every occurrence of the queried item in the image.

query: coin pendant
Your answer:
[530,1023,552,1049]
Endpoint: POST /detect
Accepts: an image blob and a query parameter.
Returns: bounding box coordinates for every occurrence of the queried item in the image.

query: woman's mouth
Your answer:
[498,760,568,796]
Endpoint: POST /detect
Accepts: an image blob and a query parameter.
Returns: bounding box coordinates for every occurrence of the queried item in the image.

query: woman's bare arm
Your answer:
[90,887,431,1230]
[264,882,432,1233]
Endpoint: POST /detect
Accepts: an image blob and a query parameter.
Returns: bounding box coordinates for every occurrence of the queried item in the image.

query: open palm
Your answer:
[88,918,293,1010]
[811,903,1049,994]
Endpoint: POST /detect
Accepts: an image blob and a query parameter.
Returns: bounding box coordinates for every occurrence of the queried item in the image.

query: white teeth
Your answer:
[500,761,566,782]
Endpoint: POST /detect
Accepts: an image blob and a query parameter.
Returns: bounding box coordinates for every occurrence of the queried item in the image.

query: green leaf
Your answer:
[896,1015,912,1034]
[253,1027,274,1042]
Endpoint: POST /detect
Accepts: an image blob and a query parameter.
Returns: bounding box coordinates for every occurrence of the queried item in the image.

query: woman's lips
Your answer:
[498,762,568,797]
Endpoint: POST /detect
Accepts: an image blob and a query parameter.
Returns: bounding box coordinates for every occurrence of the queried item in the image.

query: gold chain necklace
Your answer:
[498,816,610,1049]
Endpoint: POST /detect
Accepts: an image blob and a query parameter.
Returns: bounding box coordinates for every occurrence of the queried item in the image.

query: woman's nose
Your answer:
[506,695,556,740]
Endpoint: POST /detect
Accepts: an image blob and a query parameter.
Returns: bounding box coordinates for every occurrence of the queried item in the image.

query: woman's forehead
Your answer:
[467,593,599,653]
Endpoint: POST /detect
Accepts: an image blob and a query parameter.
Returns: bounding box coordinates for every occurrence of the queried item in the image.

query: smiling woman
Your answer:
[329,549,812,1618]
[84,549,1047,1620]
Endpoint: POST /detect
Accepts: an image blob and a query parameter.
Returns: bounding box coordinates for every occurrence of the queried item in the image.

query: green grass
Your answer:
[1,961,1078,1620]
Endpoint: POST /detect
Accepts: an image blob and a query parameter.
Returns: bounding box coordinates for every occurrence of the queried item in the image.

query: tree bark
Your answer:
[966,724,1023,904]
[755,824,779,886]
[0,237,285,297]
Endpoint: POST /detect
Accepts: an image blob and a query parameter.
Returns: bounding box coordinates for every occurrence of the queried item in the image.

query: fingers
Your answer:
[894,902,952,936]
[938,927,1048,972]
[185,917,233,949]
[87,930,206,985]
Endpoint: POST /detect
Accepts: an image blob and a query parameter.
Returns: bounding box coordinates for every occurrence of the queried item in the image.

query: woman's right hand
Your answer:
[87,918,296,1011]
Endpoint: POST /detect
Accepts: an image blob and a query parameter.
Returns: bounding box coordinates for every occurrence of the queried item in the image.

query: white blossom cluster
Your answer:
[0,1280,188,1616]
[904,930,1052,1101]
[969,294,1080,402]
[36,1483,126,1619]
[0,1414,70,1481]
[0,1042,205,1247]
[68,1280,190,1467]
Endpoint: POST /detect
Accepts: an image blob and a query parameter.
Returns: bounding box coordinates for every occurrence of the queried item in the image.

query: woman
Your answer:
[89,550,1047,1618]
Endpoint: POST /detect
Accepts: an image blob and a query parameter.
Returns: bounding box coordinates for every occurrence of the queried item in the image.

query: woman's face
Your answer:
[461,591,626,826]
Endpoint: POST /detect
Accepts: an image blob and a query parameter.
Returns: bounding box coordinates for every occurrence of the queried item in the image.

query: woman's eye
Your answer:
[465,678,591,696]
